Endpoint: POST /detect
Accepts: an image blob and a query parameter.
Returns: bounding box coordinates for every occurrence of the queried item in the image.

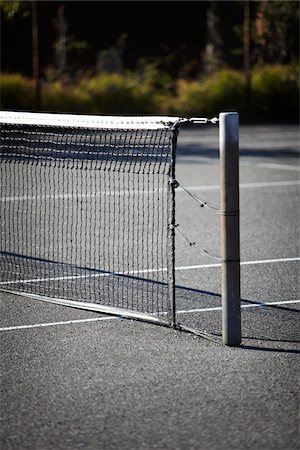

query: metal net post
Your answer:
[219,112,241,346]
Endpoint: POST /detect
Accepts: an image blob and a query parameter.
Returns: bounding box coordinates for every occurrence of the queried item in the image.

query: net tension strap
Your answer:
[188,117,219,124]
[172,117,219,125]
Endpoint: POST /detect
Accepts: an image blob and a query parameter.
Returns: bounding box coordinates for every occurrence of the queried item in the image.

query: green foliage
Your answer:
[0,0,30,19]
[82,74,137,114]
[0,73,35,110]
[251,65,299,122]
[173,65,299,122]
[42,81,91,113]
[134,60,173,95]
[42,72,168,115]
[1,65,299,122]
[173,69,246,117]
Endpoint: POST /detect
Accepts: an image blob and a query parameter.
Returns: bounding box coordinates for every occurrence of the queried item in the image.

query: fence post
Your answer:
[219,112,241,346]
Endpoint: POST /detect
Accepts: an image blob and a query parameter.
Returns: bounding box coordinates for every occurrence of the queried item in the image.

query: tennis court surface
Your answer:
[1,119,299,450]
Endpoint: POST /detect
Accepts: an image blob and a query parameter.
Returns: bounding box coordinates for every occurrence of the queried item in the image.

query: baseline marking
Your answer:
[0,300,299,332]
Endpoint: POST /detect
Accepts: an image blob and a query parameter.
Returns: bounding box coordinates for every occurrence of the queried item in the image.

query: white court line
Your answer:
[176,299,300,314]
[0,257,299,286]
[241,162,300,172]
[1,180,299,202]
[0,268,164,286]
[0,299,299,332]
[176,257,300,271]
[0,316,117,332]
[0,190,159,202]
[179,180,300,192]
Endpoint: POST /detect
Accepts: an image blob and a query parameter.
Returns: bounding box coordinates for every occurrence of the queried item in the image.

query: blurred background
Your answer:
[1,0,299,123]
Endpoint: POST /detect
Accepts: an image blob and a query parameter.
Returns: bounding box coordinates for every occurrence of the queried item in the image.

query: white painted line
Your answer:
[2,180,299,202]
[239,180,300,189]
[239,257,300,266]
[178,180,300,192]
[176,299,300,314]
[175,263,221,270]
[0,190,167,203]
[0,315,118,332]
[1,257,299,286]
[0,267,167,286]
[241,162,300,172]
[1,299,299,332]
[176,257,300,271]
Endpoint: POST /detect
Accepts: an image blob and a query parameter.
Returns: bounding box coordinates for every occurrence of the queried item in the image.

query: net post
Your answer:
[219,112,241,346]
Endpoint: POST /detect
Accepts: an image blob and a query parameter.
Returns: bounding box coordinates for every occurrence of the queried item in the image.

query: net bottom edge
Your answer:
[0,287,171,326]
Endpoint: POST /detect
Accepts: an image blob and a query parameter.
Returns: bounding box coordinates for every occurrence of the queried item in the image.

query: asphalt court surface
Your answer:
[1,124,299,450]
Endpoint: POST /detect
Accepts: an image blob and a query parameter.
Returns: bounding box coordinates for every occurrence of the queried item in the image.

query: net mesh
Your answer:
[0,113,179,322]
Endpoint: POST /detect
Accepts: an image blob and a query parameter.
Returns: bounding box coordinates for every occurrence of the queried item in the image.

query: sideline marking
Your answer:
[176,257,300,271]
[178,180,300,192]
[242,162,300,172]
[0,316,117,332]
[2,180,299,202]
[0,300,299,332]
[177,299,300,314]
[0,257,299,286]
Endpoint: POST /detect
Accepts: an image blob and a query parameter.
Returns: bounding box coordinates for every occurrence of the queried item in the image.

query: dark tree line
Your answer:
[1,0,299,80]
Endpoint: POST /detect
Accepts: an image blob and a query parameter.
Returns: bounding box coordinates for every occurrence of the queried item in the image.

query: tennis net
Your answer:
[0,112,182,325]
